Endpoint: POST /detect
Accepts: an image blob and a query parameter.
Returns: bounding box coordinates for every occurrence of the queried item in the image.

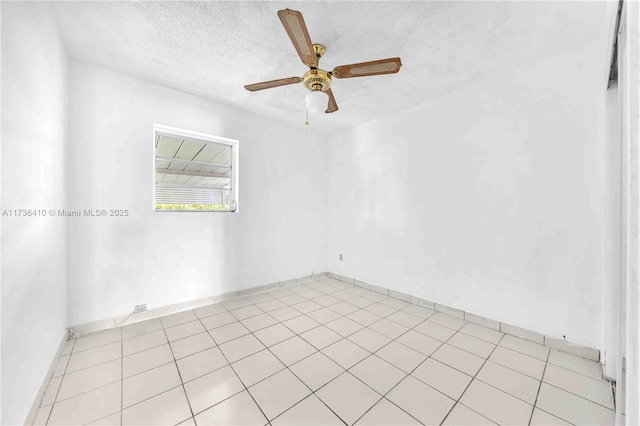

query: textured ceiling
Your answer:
[51,1,608,134]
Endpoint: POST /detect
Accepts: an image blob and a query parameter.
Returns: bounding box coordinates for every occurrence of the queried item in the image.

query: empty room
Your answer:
[1,1,639,425]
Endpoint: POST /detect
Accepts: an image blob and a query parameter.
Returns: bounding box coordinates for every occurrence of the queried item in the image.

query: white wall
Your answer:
[67,62,328,326]
[327,41,607,349]
[1,2,69,424]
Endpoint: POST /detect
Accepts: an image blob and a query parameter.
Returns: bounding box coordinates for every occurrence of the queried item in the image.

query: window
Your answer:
[153,125,238,212]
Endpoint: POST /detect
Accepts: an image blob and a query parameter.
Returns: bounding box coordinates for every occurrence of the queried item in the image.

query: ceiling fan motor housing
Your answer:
[303,68,332,91]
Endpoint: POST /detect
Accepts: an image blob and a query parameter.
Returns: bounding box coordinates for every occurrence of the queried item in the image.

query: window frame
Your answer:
[152,124,239,212]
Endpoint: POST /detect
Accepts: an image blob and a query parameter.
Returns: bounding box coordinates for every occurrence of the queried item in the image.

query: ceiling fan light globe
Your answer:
[305,90,327,113]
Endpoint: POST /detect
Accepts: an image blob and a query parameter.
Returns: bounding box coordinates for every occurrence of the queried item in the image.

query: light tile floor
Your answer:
[33,277,615,425]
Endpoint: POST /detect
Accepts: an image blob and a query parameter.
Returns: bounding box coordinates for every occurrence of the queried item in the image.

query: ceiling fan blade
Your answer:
[277,9,318,68]
[325,89,338,113]
[244,77,302,92]
[332,57,402,79]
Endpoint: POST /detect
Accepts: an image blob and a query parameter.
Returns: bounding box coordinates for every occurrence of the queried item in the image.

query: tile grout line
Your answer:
[438,332,508,426]
[113,284,330,400]
[240,280,353,424]
[541,382,615,411]
[267,393,347,426]
[62,328,169,380]
[489,343,611,389]
[318,300,460,424]
[43,338,76,425]
[445,334,598,424]
[159,315,197,425]
[532,406,580,426]
[61,345,122,375]
[259,352,346,422]
[471,344,546,381]
[543,355,610,382]
[225,279,366,425]
[424,328,555,409]
[118,385,190,423]
[193,296,309,421]
[47,341,122,423]
[350,310,475,426]
[528,349,552,425]
[401,332,555,410]
[61,328,123,355]
[194,307,272,424]
[171,309,232,424]
[468,364,539,407]
[457,323,504,345]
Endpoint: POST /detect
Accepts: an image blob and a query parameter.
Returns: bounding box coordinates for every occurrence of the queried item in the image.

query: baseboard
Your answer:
[68,270,600,366]
[23,330,70,426]
[332,272,601,363]
[69,273,327,336]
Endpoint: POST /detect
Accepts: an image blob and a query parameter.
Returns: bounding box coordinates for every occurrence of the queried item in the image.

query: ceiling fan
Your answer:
[244,8,402,115]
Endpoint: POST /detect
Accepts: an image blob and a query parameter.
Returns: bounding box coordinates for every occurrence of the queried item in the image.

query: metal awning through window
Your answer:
[154,130,236,211]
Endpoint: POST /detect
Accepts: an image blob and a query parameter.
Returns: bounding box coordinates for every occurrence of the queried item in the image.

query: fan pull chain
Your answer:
[305,108,309,126]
